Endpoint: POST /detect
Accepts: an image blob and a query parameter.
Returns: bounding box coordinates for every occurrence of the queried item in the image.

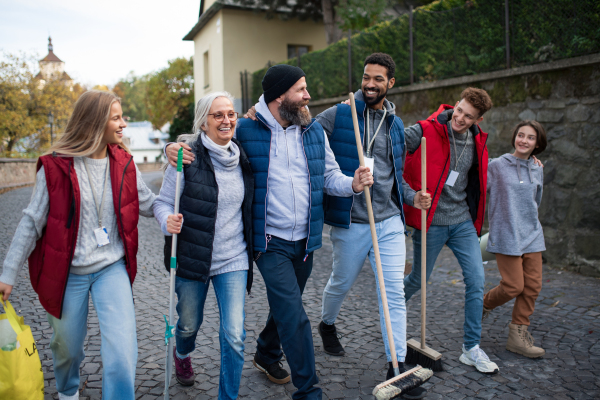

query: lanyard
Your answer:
[450,126,469,170]
[365,107,387,157]
[83,156,110,228]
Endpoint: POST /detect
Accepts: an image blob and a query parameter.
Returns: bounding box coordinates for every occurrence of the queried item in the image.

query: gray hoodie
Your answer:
[486,153,545,255]
[254,95,355,242]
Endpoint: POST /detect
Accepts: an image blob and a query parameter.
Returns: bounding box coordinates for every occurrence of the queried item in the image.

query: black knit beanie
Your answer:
[262,64,306,104]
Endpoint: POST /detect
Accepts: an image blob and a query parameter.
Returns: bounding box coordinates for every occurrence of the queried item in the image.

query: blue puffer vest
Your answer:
[236,112,326,256]
[324,100,406,228]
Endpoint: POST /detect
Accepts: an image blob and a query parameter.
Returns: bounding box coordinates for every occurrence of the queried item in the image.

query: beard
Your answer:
[279,97,312,127]
[362,86,388,106]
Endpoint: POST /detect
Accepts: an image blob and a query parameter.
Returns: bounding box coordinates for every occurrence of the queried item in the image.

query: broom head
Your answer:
[372,366,433,400]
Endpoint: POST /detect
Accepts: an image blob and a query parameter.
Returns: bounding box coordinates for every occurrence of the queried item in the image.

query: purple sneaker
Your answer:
[173,347,195,386]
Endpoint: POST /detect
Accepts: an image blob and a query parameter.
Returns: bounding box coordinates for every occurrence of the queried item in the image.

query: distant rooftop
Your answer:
[123,121,170,151]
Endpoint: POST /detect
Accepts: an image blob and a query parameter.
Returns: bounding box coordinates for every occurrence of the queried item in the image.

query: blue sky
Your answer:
[0,0,198,87]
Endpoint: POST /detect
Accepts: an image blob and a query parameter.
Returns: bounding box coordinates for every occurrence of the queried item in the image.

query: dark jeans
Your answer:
[255,235,321,400]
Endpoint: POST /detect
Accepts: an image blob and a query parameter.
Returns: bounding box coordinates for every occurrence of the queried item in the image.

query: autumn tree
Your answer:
[0,52,84,155]
[145,57,194,130]
[112,72,150,122]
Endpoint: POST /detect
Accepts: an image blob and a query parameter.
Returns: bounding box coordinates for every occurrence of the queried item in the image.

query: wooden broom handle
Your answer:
[349,93,399,369]
[421,137,427,349]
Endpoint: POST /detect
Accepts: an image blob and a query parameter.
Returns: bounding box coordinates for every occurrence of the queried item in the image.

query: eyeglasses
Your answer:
[208,112,238,122]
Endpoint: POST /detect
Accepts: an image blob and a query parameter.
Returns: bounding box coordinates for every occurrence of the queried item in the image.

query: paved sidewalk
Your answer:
[1,173,599,399]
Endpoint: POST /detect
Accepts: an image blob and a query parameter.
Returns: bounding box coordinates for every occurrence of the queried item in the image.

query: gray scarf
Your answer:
[200,133,240,171]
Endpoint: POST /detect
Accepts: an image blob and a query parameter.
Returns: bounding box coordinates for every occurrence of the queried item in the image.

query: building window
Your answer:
[288,45,310,60]
[203,51,210,89]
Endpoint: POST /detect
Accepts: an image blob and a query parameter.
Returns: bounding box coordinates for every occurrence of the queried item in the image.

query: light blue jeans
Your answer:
[404,220,484,350]
[322,214,407,362]
[47,258,137,400]
[175,270,247,400]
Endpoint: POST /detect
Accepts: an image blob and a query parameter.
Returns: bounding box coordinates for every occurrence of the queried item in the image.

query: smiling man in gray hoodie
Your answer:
[166,65,373,400]
[314,53,430,399]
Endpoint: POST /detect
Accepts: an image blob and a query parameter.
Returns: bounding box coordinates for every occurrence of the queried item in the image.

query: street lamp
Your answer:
[48,111,54,146]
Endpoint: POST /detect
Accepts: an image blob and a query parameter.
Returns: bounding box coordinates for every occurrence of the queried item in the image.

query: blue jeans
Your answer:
[404,220,484,350]
[46,258,137,400]
[322,215,407,362]
[175,270,247,400]
[256,236,321,400]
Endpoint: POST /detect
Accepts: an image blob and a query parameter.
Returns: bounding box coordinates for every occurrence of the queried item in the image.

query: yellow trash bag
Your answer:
[0,299,44,400]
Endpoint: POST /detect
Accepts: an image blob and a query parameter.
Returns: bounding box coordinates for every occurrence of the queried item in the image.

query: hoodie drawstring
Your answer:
[516,160,523,183]
[516,159,534,184]
[296,127,300,158]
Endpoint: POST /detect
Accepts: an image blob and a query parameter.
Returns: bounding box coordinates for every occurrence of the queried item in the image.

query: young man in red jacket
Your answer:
[402,88,499,374]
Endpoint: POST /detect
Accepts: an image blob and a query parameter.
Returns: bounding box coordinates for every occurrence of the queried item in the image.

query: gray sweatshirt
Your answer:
[154,134,248,276]
[0,157,156,286]
[254,95,356,242]
[316,89,413,224]
[404,116,477,226]
[486,153,545,255]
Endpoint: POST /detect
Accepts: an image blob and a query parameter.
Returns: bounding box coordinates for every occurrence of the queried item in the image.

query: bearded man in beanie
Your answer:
[165,64,373,400]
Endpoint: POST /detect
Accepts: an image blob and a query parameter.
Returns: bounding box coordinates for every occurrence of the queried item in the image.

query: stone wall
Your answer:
[0,159,36,194]
[309,54,600,276]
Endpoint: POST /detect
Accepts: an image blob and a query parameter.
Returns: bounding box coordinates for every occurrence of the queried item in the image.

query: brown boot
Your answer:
[506,323,545,358]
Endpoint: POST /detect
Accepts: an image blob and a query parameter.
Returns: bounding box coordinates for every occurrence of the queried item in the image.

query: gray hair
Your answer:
[176,91,236,144]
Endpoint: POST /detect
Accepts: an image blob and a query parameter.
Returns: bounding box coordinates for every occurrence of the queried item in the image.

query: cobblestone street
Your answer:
[1,171,599,399]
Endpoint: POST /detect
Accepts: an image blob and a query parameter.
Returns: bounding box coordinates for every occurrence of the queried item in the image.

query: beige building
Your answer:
[36,37,74,90]
[183,0,327,112]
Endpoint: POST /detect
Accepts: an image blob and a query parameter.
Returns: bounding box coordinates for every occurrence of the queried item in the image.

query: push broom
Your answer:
[164,148,184,400]
[349,93,433,400]
[404,137,444,371]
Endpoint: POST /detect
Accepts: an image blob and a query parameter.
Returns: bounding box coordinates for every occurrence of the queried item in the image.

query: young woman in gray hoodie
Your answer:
[482,120,547,358]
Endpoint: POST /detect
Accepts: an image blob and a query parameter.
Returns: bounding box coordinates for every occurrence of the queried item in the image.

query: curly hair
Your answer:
[511,120,547,156]
[364,53,396,80]
[460,87,493,117]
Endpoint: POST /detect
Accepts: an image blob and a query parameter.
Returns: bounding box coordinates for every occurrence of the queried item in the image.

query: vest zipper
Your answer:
[258,114,272,253]
[300,127,312,259]
[118,156,133,273]
[387,118,406,230]
[60,159,77,319]
[284,128,297,240]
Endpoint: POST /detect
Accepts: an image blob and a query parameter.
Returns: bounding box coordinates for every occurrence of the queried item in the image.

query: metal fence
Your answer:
[248,0,600,102]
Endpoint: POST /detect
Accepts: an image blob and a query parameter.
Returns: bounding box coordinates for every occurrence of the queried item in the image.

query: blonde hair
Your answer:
[44,90,130,157]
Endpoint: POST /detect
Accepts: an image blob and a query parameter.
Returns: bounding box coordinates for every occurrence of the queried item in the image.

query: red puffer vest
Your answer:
[28,144,140,318]
[403,104,488,235]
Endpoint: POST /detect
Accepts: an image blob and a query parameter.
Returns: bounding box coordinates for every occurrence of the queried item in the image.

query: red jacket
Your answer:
[28,144,140,318]
[403,104,488,235]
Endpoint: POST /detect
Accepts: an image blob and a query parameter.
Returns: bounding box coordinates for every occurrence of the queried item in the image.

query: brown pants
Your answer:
[483,252,543,325]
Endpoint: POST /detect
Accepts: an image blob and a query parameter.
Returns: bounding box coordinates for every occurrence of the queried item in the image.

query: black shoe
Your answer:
[386,362,427,399]
[318,321,345,356]
[253,352,291,384]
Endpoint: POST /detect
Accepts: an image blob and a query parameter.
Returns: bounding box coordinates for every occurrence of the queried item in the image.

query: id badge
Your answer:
[363,157,374,173]
[94,227,110,247]
[445,170,459,187]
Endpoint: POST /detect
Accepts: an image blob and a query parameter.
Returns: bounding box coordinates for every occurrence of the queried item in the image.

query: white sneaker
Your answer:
[58,391,79,400]
[459,344,499,374]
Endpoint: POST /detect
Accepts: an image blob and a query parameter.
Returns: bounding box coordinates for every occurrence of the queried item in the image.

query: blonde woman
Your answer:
[0,90,156,400]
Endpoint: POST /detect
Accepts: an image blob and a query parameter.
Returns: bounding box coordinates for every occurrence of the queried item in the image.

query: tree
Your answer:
[113,72,150,122]
[0,52,84,155]
[145,57,194,130]
[168,102,195,142]
[336,0,389,31]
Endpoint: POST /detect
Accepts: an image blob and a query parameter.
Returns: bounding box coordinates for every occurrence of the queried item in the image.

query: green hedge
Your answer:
[252,0,600,102]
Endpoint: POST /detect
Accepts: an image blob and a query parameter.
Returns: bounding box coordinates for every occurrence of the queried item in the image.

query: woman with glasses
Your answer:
[154,92,254,399]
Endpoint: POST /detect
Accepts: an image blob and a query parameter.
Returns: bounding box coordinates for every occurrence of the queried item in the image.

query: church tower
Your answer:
[36,37,73,89]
